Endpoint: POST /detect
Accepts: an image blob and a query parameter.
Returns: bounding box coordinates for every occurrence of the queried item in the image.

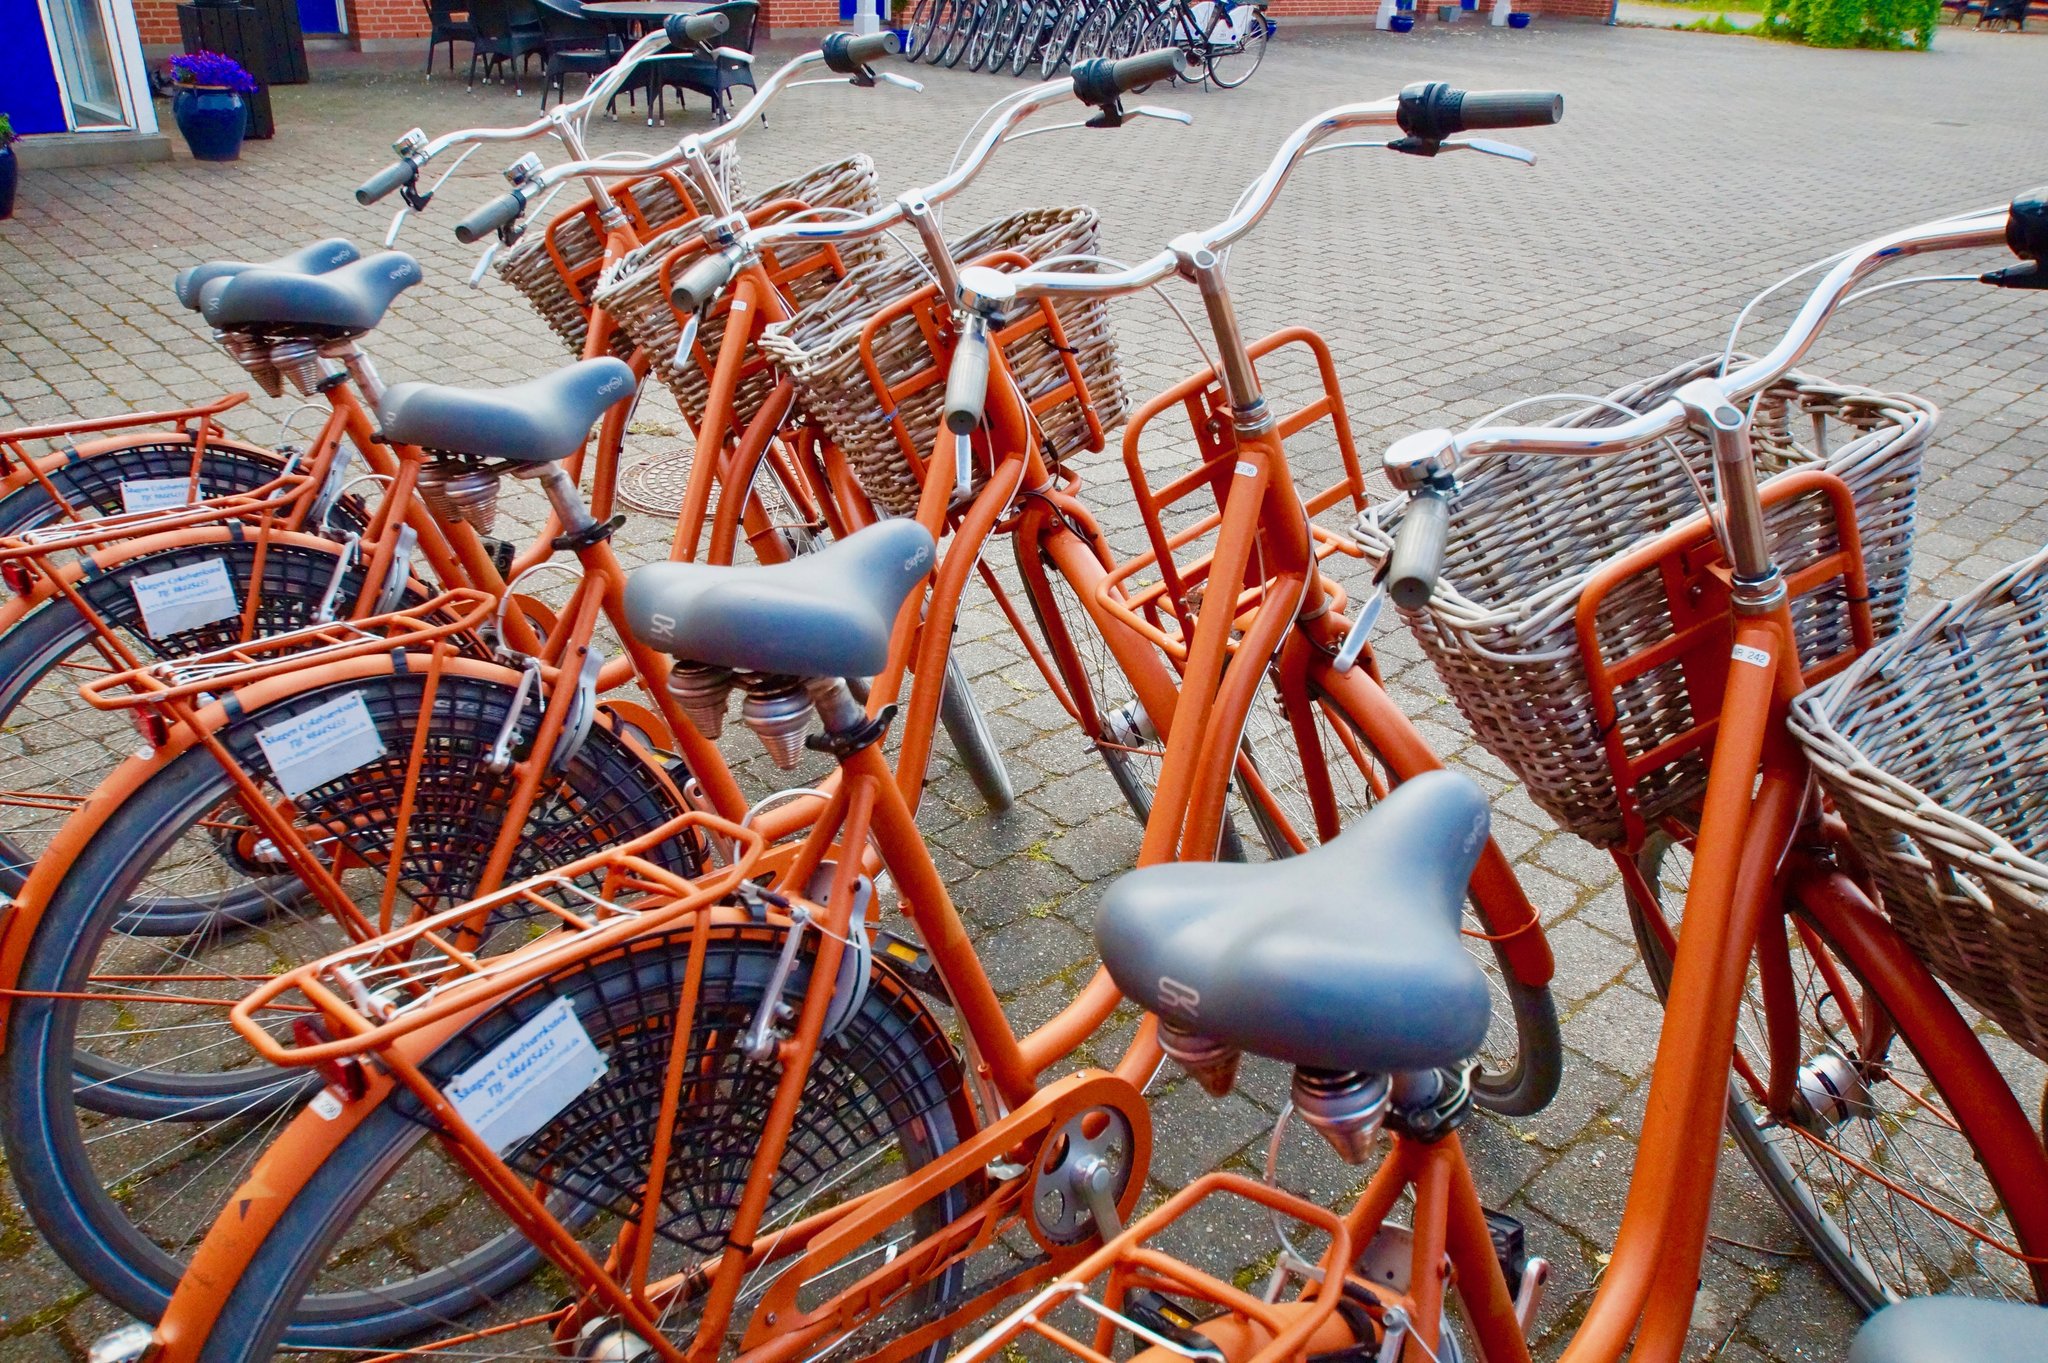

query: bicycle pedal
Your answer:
[874,930,949,1003]
[1483,1207,1548,1331]
[1123,1288,1224,1359]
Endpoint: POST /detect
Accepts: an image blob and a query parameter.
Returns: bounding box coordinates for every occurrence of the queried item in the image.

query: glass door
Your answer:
[43,0,133,129]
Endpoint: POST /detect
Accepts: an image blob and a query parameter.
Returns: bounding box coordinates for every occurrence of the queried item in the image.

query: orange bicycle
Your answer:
[106,70,1574,1363]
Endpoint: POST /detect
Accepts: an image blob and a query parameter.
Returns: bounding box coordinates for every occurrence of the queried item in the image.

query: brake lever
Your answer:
[469,243,501,288]
[385,207,408,248]
[1129,105,1193,126]
[711,46,753,62]
[877,70,924,92]
[1442,137,1537,165]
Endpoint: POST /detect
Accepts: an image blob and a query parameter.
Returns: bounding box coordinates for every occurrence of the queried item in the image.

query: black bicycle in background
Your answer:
[907,0,1269,86]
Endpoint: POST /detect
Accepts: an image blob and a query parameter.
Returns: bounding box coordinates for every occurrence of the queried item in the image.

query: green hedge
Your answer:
[1761,0,1943,46]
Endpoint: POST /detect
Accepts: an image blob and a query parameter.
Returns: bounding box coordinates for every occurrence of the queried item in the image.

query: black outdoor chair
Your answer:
[536,0,623,108]
[423,0,478,75]
[652,0,758,124]
[468,0,546,93]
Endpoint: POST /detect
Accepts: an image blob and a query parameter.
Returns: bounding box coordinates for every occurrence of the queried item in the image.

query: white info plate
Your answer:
[130,557,239,638]
[256,690,387,799]
[120,478,195,515]
[446,996,608,1154]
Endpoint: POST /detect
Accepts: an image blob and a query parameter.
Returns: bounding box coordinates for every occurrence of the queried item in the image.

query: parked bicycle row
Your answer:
[905,0,1271,84]
[0,20,2044,1363]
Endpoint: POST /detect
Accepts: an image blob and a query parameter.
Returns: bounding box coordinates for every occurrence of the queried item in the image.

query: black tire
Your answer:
[908,0,946,56]
[1628,831,2044,1308]
[936,0,978,65]
[1200,0,1266,86]
[0,668,697,1343]
[0,433,368,539]
[186,929,969,1361]
[939,654,1016,811]
[1071,0,1116,60]
[0,536,399,901]
[1007,0,1044,73]
[966,0,1010,69]
[1040,0,1085,74]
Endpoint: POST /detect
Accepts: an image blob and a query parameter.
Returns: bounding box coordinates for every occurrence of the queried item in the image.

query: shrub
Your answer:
[1762,0,1942,46]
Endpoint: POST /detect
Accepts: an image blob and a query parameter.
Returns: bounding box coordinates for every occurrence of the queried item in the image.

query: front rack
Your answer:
[1093,328,1369,662]
[79,588,495,709]
[228,810,762,1066]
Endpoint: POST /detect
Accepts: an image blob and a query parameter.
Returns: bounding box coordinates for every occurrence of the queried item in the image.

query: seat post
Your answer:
[529,461,599,536]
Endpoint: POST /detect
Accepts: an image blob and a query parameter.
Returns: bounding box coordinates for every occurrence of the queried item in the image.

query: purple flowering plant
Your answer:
[169,51,258,93]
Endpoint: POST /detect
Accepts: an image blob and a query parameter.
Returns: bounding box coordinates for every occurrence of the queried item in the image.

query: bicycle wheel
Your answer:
[0,535,403,899]
[0,431,369,538]
[986,0,1027,73]
[0,667,698,1342]
[181,928,969,1362]
[1008,0,1045,73]
[1040,0,1085,74]
[966,0,1011,70]
[1026,559,1252,862]
[1629,831,2047,1308]
[936,0,980,65]
[1070,0,1117,59]
[907,0,946,57]
[940,653,1016,810]
[1200,0,1267,87]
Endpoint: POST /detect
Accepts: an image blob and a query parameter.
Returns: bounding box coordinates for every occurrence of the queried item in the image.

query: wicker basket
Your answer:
[1355,356,1936,846]
[1791,546,2048,1062]
[590,155,886,433]
[758,206,1127,518]
[496,155,745,360]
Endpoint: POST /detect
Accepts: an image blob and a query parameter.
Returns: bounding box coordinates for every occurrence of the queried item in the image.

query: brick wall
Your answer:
[134,0,180,45]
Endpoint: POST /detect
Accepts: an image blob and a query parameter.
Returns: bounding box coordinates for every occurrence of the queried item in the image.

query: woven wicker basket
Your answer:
[590,155,886,432]
[496,156,745,360]
[1355,356,1936,846]
[758,206,1127,518]
[1791,546,2048,1062]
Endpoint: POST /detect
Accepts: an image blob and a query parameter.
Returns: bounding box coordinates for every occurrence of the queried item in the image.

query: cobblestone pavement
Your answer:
[3,18,2047,1361]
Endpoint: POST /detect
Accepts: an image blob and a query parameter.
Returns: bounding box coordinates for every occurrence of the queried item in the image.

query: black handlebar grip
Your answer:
[1455,90,1565,131]
[454,190,526,245]
[1072,47,1188,106]
[1397,82,1562,141]
[356,159,417,206]
[821,30,900,74]
[668,251,739,314]
[943,318,993,436]
[664,10,730,47]
[1387,488,1451,611]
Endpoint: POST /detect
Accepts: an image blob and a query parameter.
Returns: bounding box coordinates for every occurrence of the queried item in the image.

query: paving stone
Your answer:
[3,20,2044,1358]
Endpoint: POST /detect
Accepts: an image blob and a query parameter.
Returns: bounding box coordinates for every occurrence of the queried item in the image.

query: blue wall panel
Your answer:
[1,0,69,135]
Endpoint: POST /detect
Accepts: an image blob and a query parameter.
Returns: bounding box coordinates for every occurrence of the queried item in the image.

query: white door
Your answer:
[38,0,158,134]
